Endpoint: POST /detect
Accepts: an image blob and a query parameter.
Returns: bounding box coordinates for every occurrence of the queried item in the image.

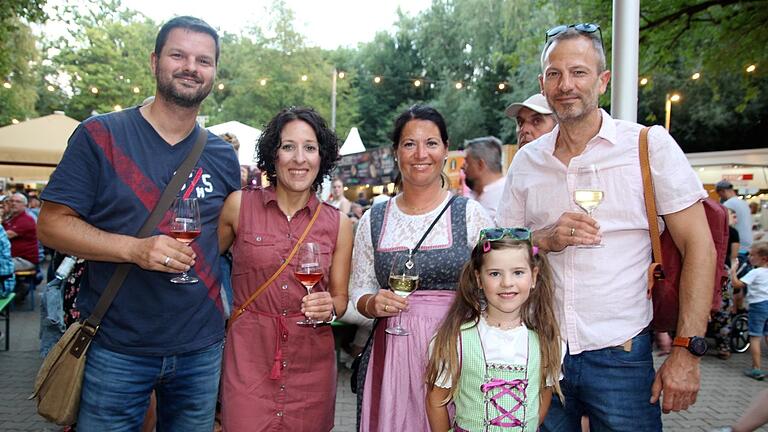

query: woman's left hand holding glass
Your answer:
[301,291,334,321]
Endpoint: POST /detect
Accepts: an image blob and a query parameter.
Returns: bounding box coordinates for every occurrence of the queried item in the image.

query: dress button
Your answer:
[256,236,262,241]
[280,384,286,391]
[282,309,288,315]
[276,411,283,417]
[282,284,288,290]
[282,360,287,368]
[282,332,288,340]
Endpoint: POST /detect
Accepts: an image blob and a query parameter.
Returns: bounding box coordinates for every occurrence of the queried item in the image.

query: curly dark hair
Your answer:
[256,106,340,192]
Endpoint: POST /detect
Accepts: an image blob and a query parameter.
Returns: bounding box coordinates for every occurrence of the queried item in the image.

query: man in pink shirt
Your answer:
[496,24,715,431]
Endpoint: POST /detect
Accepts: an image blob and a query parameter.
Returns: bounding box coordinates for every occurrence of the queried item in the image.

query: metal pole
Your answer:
[331,68,337,131]
[665,94,672,131]
[611,0,640,122]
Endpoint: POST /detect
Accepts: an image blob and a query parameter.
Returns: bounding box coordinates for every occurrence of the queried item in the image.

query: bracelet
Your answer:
[363,295,375,318]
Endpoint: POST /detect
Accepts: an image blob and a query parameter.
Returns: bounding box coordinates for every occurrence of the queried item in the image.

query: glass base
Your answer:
[171,273,199,284]
[577,243,605,249]
[385,326,409,336]
[297,318,321,327]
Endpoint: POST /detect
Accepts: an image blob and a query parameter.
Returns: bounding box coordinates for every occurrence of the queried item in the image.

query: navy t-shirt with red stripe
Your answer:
[41,107,240,356]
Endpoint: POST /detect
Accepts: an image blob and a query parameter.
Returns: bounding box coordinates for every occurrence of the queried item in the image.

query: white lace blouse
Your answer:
[348,194,494,310]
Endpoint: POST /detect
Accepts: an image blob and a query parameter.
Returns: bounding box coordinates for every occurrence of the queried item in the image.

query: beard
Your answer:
[155,70,213,108]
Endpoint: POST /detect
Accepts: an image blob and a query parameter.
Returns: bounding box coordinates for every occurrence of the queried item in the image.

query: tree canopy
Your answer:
[1,0,765,153]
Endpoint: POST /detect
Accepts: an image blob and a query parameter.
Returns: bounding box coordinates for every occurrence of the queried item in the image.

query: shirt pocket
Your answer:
[232,231,278,276]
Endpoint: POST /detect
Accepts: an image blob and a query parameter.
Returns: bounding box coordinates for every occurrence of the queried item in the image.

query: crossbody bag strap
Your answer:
[228,201,324,327]
[638,126,665,299]
[412,194,458,254]
[82,128,208,335]
[360,193,459,347]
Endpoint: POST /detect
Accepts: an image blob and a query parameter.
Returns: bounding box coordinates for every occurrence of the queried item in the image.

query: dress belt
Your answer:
[248,309,303,380]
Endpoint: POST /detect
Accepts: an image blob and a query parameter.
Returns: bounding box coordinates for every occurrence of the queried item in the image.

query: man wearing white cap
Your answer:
[505,93,557,147]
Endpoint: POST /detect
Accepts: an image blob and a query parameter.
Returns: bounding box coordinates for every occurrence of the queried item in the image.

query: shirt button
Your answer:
[281,284,288,290]
[280,384,286,391]
[255,236,262,241]
[282,309,288,315]
[276,411,283,417]
[282,332,288,340]
[282,361,287,368]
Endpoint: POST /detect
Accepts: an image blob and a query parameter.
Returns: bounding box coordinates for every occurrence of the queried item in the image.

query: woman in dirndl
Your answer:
[349,104,493,431]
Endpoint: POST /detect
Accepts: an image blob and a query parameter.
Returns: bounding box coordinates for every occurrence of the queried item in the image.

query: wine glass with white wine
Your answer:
[573,164,604,248]
[385,251,419,336]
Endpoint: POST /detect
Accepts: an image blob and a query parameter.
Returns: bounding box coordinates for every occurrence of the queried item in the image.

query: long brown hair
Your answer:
[425,237,563,403]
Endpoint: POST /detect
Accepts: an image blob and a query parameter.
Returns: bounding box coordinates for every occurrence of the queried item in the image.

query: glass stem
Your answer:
[397,310,403,328]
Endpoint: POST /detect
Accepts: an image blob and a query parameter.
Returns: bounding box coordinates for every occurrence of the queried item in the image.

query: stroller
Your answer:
[707,259,751,356]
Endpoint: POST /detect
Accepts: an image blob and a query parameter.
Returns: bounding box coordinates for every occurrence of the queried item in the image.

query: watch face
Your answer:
[689,337,708,356]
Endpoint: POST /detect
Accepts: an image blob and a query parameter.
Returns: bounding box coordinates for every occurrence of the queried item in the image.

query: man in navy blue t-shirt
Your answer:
[38,16,239,430]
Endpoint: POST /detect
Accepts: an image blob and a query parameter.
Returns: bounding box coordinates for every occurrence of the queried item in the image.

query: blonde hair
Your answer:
[425,237,563,404]
[751,240,768,260]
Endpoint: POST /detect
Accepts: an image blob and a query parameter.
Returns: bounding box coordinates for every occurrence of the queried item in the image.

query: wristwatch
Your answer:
[671,336,708,356]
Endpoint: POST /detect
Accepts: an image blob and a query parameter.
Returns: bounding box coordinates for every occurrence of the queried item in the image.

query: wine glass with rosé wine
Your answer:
[295,242,324,327]
[169,197,201,284]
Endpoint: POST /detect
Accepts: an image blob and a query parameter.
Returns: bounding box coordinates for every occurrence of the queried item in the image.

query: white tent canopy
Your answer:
[207,121,261,165]
[686,148,768,192]
[339,127,366,156]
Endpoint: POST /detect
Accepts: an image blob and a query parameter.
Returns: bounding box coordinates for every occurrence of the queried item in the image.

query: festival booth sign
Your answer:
[337,146,397,187]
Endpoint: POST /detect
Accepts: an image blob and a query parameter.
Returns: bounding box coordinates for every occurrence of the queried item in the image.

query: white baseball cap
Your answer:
[505,93,553,119]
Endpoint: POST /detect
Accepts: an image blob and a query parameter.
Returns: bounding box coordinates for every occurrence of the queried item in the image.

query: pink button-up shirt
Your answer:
[496,109,706,354]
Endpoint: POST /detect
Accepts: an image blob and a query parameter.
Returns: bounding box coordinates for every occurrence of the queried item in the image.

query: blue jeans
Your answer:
[541,331,662,432]
[77,340,223,432]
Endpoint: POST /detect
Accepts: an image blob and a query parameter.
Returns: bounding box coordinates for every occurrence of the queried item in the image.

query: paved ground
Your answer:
[1,288,766,431]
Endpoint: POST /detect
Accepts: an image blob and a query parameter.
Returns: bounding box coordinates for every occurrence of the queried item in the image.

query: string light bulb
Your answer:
[260,78,267,86]
[301,75,308,81]
[133,87,140,93]
[217,83,225,90]
[746,64,757,73]
[338,71,345,79]
[91,87,99,94]
[11,119,19,124]
[414,79,421,87]
[498,83,506,90]
[639,77,649,86]
[3,82,11,89]
[47,85,55,92]
[373,76,381,84]
[113,105,122,111]
[455,82,463,89]
[691,72,700,80]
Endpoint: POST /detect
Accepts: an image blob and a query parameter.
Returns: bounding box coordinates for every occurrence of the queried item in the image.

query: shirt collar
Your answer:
[260,185,320,214]
[536,108,617,154]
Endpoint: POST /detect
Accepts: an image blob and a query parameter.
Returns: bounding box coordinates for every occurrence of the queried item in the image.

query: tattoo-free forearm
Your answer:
[37,205,138,263]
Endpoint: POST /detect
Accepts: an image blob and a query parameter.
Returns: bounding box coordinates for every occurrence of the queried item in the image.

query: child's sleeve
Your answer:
[545,339,567,387]
[429,339,453,389]
[740,269,759,286]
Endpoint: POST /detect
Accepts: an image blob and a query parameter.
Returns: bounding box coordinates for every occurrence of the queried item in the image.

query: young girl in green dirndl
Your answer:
[426,227,564,431]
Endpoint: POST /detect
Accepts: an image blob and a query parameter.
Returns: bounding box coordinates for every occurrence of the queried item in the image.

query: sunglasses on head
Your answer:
[545,23,602,43]
[478,227,531,245]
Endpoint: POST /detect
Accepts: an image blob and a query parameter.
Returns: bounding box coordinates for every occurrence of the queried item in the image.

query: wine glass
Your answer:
[169,197,201,283]
[295,242,324,327]
[385,251,419,336]
[573,164,604,248]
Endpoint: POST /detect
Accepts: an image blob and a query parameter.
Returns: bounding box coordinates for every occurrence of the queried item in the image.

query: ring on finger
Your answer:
[570,227,576,237]
[163,256,171,266]
[384,304,390,312]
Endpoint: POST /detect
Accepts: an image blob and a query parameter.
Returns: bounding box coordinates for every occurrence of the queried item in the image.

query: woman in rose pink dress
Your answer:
[218,107,353,432]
